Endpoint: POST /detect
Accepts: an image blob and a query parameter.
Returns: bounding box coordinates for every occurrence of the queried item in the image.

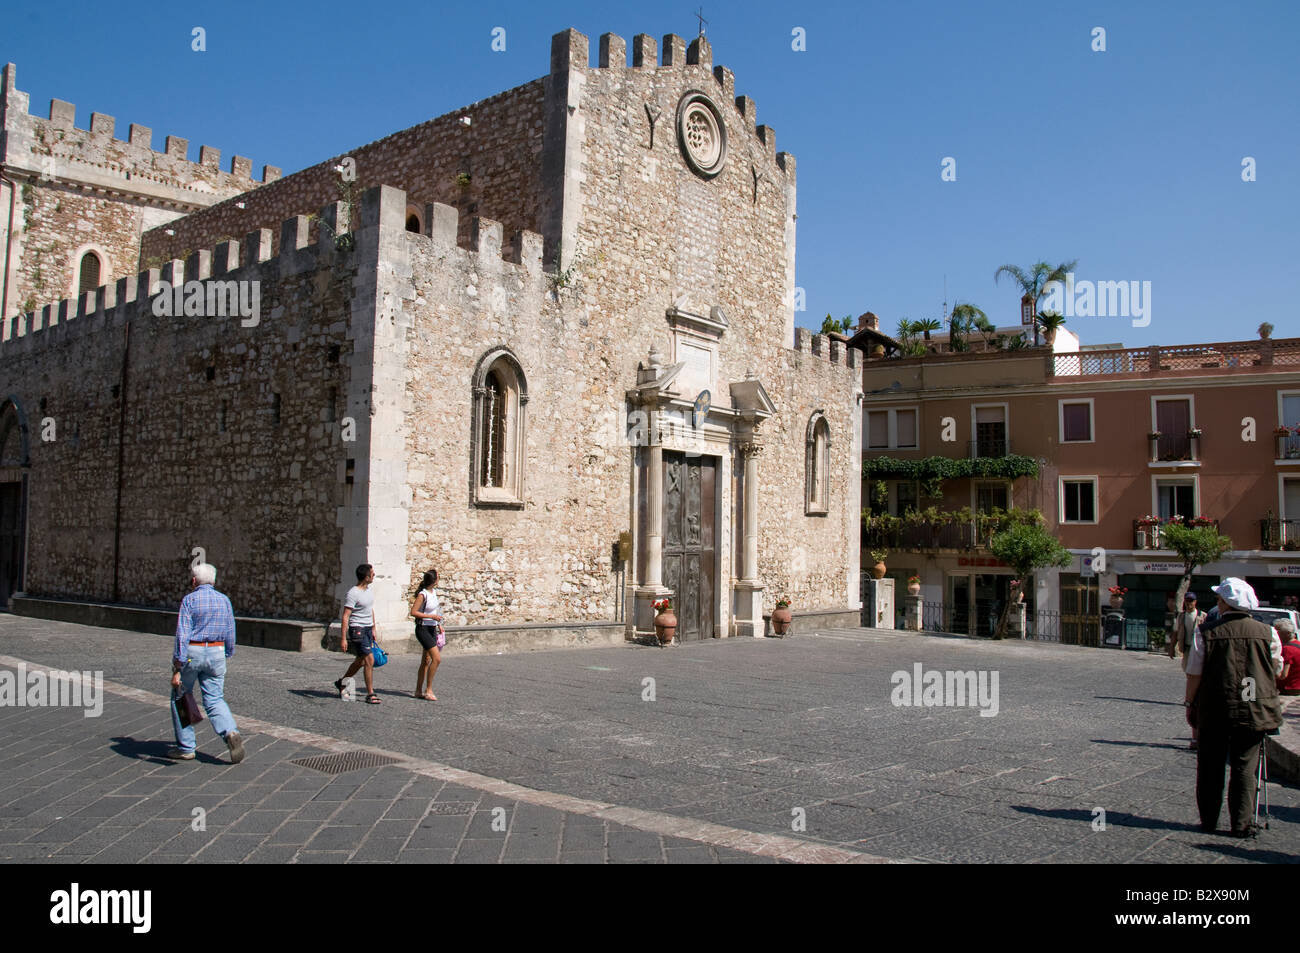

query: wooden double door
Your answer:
[662,452,717,641]
[0,481,24,607]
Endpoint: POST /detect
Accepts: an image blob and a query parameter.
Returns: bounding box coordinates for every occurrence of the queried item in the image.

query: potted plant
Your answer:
[1035,311,1067,346]
[771,597,793,636]
[652,598,676,645]
[870,550,888,579]
[1108,585,1128,609]
[906,575,921,596]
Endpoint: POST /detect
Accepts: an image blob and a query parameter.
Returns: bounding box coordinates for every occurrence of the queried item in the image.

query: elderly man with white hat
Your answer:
[1183,578,1282,838]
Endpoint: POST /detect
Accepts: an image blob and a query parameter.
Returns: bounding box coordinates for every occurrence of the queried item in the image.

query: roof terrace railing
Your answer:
[1052,338,1300,378]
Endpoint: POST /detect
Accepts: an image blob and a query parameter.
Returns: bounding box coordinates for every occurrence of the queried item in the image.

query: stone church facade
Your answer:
[0,29,861,649]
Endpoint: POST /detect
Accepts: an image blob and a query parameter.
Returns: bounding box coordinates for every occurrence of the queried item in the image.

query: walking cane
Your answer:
[1255,735,1272,831]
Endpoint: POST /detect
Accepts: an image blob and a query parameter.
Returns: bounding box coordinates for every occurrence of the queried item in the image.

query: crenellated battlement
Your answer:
[794,327,856,370]
[0,185,548,359]
[1,62,278,197]
[570,29,796,176]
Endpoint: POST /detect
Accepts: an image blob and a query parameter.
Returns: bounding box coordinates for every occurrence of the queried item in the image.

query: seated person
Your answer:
[1275,619,1300,695]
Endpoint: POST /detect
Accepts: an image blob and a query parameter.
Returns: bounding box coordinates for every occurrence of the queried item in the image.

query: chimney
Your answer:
[857,311,879,332]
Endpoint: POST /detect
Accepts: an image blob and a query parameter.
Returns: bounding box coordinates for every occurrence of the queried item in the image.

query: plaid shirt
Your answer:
[174,584,237,665]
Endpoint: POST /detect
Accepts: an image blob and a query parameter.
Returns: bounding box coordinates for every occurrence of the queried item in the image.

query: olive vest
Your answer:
[1197,611,1282,732]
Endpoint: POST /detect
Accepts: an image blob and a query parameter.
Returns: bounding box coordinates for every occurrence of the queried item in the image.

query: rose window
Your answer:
[675,92,726,178]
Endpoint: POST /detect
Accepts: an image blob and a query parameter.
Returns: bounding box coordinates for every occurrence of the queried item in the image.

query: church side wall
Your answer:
[0,209,363,622]
[390,199,629,627]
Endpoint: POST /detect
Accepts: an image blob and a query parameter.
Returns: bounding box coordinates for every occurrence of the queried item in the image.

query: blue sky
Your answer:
[8,0,1298,347]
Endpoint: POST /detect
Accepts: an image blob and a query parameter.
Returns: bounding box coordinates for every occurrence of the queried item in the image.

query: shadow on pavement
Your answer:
[1089,738,1192,752]
[1011,804,1193,833]
[1193,841,1300,863]
[1094,696,1184,708]
[109,736,224,765]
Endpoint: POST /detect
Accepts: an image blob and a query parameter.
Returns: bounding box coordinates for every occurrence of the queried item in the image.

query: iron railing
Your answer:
[1260,518,1300,551]
[895,600,1155,652]
[1132,518,1218,550]
[966,437,1010,459]
[1052,338,1300,378]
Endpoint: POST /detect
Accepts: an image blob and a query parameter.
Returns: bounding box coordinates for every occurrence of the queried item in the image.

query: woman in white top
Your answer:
[410,570,445,700]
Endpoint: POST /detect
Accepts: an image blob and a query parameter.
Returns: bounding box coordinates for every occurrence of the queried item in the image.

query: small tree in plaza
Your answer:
[988,520,1071,639]
[1161,522,1234,613]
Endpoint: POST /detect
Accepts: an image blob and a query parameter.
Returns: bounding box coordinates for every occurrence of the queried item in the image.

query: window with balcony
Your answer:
[866,407,918,450]
[1059,400,1093,443]
[1279,393,1300,459]
[1060,477,1098,523]
[1153,397,1194,461]
[972,405,1008,458]
[1155,478,1196,521]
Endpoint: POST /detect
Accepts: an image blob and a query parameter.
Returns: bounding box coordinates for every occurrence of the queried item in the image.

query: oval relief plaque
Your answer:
[675,91,727,179]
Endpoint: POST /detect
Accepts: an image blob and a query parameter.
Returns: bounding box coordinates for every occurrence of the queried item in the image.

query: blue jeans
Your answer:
[170,644,238,752]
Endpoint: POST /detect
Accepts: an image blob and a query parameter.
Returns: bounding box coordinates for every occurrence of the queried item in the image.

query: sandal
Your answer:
[423,693,437,701]
[366,694,382,705]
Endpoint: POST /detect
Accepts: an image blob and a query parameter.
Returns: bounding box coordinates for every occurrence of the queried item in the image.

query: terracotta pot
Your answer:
[871,561,887,579]
[907,583,921,596]
[771,606,792,635]
[654,611,676,644]
[1109,595,1124,609]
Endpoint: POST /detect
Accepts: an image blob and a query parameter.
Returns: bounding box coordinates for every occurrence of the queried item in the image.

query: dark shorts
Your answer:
[348,626,375,657]
[415,622,441,652]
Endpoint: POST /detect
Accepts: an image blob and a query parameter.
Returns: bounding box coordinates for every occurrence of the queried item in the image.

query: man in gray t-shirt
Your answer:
[335,564,382,703]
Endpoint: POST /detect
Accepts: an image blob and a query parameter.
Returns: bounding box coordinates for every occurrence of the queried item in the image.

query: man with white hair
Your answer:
[1184,578,1281,837]
[168,562,245,763]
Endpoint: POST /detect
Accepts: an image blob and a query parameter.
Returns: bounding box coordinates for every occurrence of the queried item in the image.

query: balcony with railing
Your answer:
[1260,517,1300,551]
[967,437,1011,459]
[864,510,1035,553]
[1133,517,1218,550]
[1275,430,1300,460]
[1052,338,1300,380]
[1147,430,1199,463]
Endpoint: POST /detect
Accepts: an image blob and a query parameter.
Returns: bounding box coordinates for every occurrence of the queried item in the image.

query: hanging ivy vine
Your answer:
[863,454,1040,498]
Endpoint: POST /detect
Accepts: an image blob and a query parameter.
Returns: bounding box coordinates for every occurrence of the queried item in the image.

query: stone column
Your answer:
[732,435,765,637]
[645,442,664,587]
[741,441,760,583]
[632,419,672,638]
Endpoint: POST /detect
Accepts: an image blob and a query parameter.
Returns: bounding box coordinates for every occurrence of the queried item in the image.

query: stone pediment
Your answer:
[729,377,776,420]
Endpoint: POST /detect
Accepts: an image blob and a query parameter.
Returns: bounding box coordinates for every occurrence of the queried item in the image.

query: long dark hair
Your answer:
[420,570,438,591]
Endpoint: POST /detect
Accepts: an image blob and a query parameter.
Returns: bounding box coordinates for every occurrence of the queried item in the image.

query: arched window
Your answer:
[77,252,101,295]
[405,206,423,234]
[806,412,831,515]
[471,348,527,507]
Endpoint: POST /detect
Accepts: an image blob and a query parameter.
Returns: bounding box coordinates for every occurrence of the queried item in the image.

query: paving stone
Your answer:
[304,825,367,852]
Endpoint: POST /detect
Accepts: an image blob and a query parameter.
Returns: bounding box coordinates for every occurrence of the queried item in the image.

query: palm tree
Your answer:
[914,318,942,341]
[947,303,987,352]
[994,260,1077,345]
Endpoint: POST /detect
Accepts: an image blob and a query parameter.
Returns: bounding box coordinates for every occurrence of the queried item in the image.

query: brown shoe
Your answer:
[166,747,196,760]
[225,731,245,764]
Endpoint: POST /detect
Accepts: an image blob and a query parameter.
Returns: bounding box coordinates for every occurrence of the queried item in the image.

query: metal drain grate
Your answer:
[290,750,404,775]
[426,801,477,816]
